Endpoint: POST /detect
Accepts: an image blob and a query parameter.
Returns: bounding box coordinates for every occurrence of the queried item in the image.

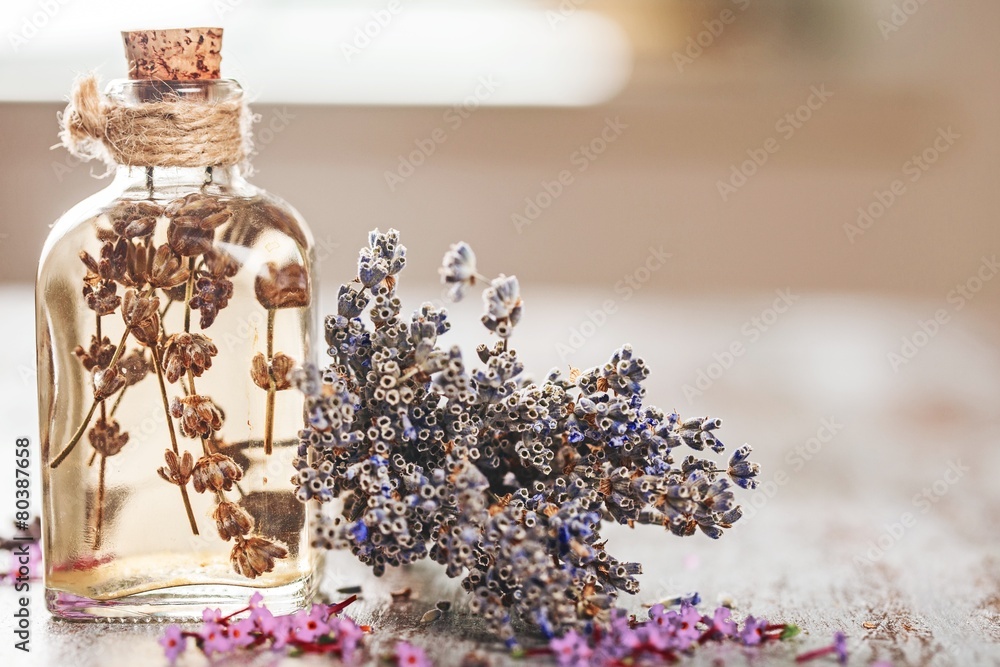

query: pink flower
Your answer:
[228,617,257,648]
[249,596,279,635]
[199,620,233,656]
[549,630,593,667]
[202,607,223,623]
[268,615,293,651]
[651,604,702,650]
[740,615,768,646]
[674,604,703,647]
[289,606,329,643]
[158,625,186,664]
[331,617,365,661]
[648,603,669,628]
[27,543,42,579]
[395,640,431,667]
[639,622,672,650]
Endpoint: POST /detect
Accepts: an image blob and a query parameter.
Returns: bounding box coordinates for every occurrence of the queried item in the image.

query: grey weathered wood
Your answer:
[2,288,998,666]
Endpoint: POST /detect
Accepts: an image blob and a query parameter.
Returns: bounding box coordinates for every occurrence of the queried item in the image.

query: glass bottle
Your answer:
[36,29,318,620]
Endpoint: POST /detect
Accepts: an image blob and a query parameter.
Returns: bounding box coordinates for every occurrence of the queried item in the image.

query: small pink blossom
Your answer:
[395,640,431,667]
[703,606,737,638]
[288,606,330,643]
[740,615,768,646]
[202,607,223,623]
[228,617,257,648]
[199,620,233,656]
[549,630,593,667]
[158,625,186,664]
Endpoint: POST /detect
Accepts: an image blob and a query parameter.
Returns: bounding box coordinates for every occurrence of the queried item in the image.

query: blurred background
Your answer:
[1,0,998,295]
[1,1,999,664]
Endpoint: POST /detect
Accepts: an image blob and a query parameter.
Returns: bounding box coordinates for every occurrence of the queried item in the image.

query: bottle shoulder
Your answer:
[239,187,315,252]
[38,181,128,276]
[38,179,315,283]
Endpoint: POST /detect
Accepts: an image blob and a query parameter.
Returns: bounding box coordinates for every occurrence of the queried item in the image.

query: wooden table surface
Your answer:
[2,285,998,666]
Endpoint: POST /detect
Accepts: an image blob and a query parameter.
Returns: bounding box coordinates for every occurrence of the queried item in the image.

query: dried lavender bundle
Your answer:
[294,229,760,644]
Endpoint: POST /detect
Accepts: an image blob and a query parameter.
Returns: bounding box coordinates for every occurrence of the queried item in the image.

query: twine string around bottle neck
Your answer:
[58,73,254,172]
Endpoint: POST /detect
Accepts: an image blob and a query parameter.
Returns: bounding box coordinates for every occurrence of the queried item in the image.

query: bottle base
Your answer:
[45,570,319,622]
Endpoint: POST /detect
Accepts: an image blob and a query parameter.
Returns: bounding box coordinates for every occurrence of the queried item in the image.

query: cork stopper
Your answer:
[121,27,223,80]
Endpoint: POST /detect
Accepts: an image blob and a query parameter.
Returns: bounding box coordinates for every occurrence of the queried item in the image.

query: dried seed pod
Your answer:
[250,352,295,391]
[157,449,194,486]
[88,418,130,457]
[189,272,234,329]
[108,200,161,239]
[213,501,254,541]
[162,333,218,384]
[131,313,161,347]
[98,239,129,283]
[170,395,224,439]
[79,249,100,276]
[146,244,190,289]
[118,349,151,386]
[420,608,442,624]
[93,366,125,400]
[254,262,310,310]
[230,536,287,579]
[204,247,239,278]
[121,288,160,326]
[191,451,243,493]
[165,194,232,257]
[83,280,121,315]
[165,193,230,221]
[166,217,214,256]
[74,335,115,371]
[124,241,154,287]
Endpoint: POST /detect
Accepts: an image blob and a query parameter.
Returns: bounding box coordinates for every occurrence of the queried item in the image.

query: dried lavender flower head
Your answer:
[255,262,310,310]
[440,241,478,300]
[296,230,761,645]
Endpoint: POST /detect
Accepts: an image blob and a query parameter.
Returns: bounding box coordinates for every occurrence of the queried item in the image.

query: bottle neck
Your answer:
[111,164,247,200]
[103,78,249,197]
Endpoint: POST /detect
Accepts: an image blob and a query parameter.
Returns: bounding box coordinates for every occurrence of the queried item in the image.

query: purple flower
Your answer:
[395,641,432,667]
[638,622,672,651]
[600,611,639,658]
[648,603,670,628]
[703,606,738,639]
[158,625,186,664]
[672,604,704,649]
[833,631,848,664]
[647,602,701,648]
[199,621,233,656]
[550,630,593,667]
[740,615,768,646]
